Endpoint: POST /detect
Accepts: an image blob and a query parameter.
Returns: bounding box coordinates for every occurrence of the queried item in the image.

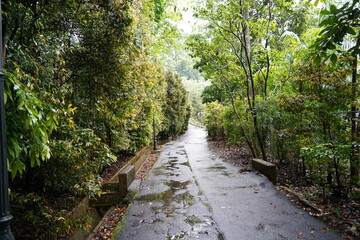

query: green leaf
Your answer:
[10,160,25,180]
[314,55,322,67]
[330,5,337,13]
[320,51,327,59]
[320,9,330,15]
[17,100,25,110]
[330,54,337,64]
[346,26,356,35]
[326,41,336,50]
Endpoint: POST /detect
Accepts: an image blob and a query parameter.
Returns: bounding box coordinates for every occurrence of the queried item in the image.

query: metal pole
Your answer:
[0,0,15,238]
[153,116,157,151]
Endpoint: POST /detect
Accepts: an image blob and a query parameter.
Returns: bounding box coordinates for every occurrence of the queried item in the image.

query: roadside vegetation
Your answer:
[4,0,190,238]
[191,0,359,238]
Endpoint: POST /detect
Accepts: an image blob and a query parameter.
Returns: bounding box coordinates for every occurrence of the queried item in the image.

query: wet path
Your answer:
[115,125,342,240]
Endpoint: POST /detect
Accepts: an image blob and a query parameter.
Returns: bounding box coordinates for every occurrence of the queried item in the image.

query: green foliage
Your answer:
[301,143,351,194]
[188,0,313,160]
[160,71,191,138]
[312,0,360,65]
[183,79,206,124]
[42,126,117,197]
[223,102,253,147]
[189,0,358,195]
[12,192,90,238]
[5,67,57,179]
[4,0,192,238]
[201,84,226,104]
[151,0,169,23]
[202,101,225,140]
[175,57,203,81]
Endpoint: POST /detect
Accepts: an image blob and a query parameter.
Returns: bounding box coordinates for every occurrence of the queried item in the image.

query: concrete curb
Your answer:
[65,145,153,240]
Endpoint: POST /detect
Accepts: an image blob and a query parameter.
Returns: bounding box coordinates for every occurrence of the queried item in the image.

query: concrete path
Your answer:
[115,125,343,240]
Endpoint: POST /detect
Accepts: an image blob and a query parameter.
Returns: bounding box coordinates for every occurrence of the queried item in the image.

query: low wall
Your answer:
[47,145,153,240]
[252,158,277,185]
[108,145,152,183]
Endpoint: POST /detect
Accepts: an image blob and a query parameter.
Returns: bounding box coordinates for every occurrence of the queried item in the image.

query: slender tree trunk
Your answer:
[350,47,359,186]
[253,114,267,160]
[243,6,268,161]
[334,157,342,196]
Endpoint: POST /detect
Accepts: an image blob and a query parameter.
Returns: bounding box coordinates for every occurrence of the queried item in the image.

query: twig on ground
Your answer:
[277,186,323,214]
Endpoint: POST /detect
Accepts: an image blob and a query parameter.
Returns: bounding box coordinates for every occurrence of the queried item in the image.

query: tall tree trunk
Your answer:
[350,45,359,186]
[243,6,267,161]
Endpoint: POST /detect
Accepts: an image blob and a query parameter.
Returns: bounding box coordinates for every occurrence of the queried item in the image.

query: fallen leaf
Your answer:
[321,227,329,232]
[260,216,265,218]
[294,232,304,238]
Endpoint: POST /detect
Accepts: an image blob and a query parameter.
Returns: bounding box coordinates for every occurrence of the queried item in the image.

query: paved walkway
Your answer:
[116,125,342,240]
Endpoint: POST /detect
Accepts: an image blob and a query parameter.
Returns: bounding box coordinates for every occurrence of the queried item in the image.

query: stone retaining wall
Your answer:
[252,158,277,185]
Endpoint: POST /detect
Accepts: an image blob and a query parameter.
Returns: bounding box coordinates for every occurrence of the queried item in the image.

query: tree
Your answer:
[159,71,191,139]
[188,0,309,160]
[312,0,360,185]
[202,101,225,140]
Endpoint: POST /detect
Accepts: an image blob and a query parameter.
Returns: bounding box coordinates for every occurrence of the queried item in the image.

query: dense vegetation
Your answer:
[189,0,359,198]
[3,0,190,238]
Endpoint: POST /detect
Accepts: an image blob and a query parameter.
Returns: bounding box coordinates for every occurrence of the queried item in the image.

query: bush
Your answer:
[202,101,225,140]
[159,72,191,139]
[41,126,117,197]
[301,143,351,196]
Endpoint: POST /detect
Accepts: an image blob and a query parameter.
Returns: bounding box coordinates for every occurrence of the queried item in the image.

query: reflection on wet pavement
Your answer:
[116,125,343,240]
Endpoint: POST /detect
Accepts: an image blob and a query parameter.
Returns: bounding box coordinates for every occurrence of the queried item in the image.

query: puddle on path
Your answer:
[199,166,230,177]
[180,161,191,168]
[218,232,225,240]
[164,180,191,190]
[152,219,165,224]
[176,151,187,156]
[185,215,205,226]
[167,231,189,240]
[138,179,196,217]
[207,166,227,170]
[221,172,230,177]
[161,159,180,171]
[138,188,173,202]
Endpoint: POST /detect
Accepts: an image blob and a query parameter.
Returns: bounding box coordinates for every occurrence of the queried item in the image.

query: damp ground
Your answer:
[115,125,343,240]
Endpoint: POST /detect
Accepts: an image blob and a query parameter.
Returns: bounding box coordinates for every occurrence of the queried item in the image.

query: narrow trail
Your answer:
[115,125,342,240]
